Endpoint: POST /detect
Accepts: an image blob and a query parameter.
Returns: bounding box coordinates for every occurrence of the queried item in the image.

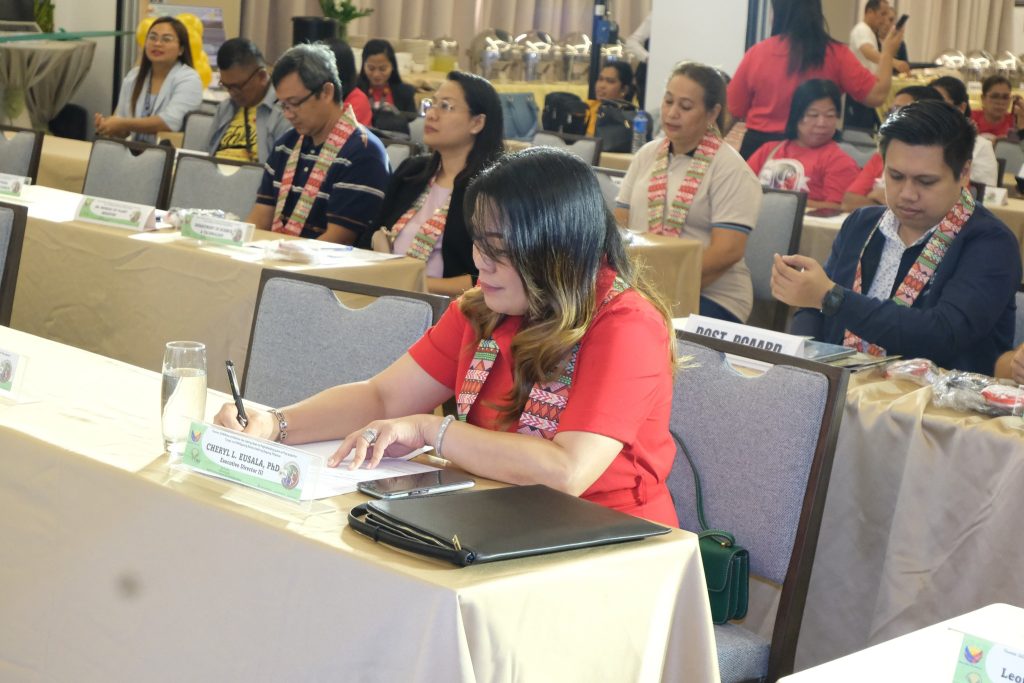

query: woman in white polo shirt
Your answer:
[615,61,762,323]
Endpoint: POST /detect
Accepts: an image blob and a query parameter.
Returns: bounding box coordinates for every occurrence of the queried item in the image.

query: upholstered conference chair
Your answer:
[745,188,807,333]
[168,152,263,218]
[593,166,625,212]
[0,200,27,326]
[241,270,449,408]
[181,111,215,152]
[0,125,43,183]
[669,331,848,683]
[83,137,174,209]
[530,131,603,166]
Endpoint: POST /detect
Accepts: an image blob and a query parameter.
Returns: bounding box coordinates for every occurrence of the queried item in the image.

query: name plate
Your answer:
[0,348,23,397]
[182,422,322,501]
[984,186,1009,206]
[76,196,156,231]
[181,213,255,246]
[682,315,806,356]
[953,633,1024,682]
[0,173,29,197]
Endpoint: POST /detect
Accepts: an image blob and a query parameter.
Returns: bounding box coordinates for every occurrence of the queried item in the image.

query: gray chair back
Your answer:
[670,331,848,682]
[530,131,603,165]
[995,138,1024,180]
[385,141,417,170]
[241,270,449,408]
[745,188,807,332]
[0,126,43,182]
[1015,290,1024,348]
[840,127,875,147]
[182,111,216,152]
[0,201,28,326]
[168,152,264,217]
[837,140,875,169]
[83,137,174,209]
[408,117,425,146]
[593,166,625,212]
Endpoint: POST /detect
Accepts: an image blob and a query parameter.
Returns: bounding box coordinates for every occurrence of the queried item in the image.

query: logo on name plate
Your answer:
[0,360,11,384]
[281,463,300,490]
[963,645,984,664]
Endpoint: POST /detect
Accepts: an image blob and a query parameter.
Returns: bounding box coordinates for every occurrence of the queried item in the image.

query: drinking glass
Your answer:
[161,341,207,452]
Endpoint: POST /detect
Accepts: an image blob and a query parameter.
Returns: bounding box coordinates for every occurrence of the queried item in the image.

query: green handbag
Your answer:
[672,430,749,625]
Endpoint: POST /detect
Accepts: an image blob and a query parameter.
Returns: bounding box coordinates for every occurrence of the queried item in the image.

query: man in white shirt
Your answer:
[850,0,910,74]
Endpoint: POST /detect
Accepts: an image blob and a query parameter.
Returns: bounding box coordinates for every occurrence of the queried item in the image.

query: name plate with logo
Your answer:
[682,315,806,356]
[0,173,29,198]
[0,348,24,398]
[181,214,255,246]
[953,633,1024,682]
[181,422,323,502]
[984,186,1009,206]
[76,196,156,231]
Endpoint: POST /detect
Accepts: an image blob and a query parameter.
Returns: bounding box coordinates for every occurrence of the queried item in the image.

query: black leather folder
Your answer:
[347,484,670,566]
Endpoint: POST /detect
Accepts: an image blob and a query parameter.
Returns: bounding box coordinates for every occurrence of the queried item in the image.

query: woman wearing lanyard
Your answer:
[216,147,680,526]
[364,71,504,296]
[95,16,202,143]
[615,61,762,324]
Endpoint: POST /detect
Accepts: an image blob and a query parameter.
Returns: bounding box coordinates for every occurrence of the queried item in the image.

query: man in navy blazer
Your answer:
[771,100,1020,374]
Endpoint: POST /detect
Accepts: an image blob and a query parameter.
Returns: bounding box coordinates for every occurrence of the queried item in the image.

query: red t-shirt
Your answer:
[971,109,1014,138]
[728,36,877,133]
[408,268,679,526]
[344,88,373,127]
[846,152,884,196]
[747,139,860,204]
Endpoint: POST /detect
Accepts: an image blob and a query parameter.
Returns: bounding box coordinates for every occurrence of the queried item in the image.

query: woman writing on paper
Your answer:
[216,148,680,526]
[95,16,202,144]
[362,71,504,297]
[615,61,761,324]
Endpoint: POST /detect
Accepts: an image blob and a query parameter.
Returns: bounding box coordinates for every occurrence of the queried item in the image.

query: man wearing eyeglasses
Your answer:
[249,43,389,245]
[207,38,290,164]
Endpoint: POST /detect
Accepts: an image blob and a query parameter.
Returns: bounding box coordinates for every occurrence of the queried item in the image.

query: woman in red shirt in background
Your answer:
[972,75,1024,140]
[215,148,681,526]
[728,0,904,159]
[747,79,859,209]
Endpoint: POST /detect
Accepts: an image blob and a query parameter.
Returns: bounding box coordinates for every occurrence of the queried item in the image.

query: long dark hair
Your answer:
[356,38,404,92]
[784,78,841,140]
[323,38,358,100]
[461,147,674,424]
[414,71,505,187]
[929,75,972,118]
[131,16,193,114]
[770,0,837,75]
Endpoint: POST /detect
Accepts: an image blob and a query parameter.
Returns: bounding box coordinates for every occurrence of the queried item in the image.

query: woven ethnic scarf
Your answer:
[646,127,723,236]
[383,180,452,261]
[843,188,975,355]
[272,107,359,236]
[456,277,628,440]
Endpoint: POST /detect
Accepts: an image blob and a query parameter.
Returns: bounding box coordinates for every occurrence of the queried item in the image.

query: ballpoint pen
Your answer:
[225,360,248,428]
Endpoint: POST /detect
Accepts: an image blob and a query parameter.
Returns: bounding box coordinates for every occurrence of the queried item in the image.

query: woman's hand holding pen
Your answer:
[212,403,278,439]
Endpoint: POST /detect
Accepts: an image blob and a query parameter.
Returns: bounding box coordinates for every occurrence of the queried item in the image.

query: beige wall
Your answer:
[824,0,860,43]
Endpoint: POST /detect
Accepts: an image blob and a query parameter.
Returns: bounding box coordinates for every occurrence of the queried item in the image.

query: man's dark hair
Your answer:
[895,85,943,102]
[878,100,976,178]
[272,43,342,104]
[929,75,972,117]
[216,37,265,71]
[864,0,885,13]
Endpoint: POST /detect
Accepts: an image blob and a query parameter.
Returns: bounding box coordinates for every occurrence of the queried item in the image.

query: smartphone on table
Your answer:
[357,470,475,499]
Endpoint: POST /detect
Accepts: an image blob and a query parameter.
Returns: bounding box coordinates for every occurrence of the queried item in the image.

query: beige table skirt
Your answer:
[628,232,703,317]
[36,134,91,192]
[0,326,721,683]
[11,195,425,394]
[792,372,1024,670]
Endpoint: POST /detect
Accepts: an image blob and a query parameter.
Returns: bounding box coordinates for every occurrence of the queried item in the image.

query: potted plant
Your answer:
[319,0,373,41]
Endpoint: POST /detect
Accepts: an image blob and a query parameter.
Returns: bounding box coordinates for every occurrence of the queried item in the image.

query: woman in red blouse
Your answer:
[971,75,1024,139]
[215,148,681,526]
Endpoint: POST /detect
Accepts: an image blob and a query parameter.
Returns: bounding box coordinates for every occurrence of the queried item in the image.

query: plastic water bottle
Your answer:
[632,111,650,153]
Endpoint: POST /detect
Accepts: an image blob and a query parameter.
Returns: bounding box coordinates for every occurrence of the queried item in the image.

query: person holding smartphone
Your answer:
[216,148,681,526]
[772,100,1020,374]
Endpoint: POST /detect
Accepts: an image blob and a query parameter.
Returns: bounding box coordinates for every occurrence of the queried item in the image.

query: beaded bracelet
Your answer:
[269,408,288,443]
[434,414,456,459]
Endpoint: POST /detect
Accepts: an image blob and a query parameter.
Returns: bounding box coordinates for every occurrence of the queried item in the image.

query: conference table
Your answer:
[0,325,721,682]
[787,370,1024,671]
[7,186,426,393]
[800,201,1024,280]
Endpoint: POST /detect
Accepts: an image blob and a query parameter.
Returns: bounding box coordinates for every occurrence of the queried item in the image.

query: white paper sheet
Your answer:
[297,442,438,500]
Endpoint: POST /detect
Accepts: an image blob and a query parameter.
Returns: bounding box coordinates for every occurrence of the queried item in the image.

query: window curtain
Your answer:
[242,0,651,64]
[894,0,1014,62]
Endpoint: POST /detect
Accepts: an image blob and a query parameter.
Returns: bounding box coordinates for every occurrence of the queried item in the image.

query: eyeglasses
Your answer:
[985,92,1012,101]
[146,32,178,45]
[281,87,322,114]
[222,67,263,94]
[420,98,460,117]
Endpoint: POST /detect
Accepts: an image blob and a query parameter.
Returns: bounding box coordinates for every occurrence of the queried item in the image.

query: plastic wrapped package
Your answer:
[932,371,1024,417]
[883,358,941,386]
